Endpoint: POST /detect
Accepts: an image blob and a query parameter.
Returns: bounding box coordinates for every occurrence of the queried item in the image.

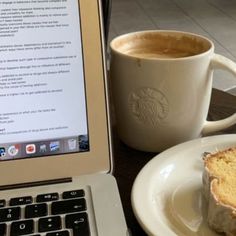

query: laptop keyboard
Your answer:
[0,190,90,236]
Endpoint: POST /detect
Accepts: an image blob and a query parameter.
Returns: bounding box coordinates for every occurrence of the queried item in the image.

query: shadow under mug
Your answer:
[110,30,236,152]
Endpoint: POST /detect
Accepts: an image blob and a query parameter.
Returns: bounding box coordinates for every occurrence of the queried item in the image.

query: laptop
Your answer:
[0,0,127,235]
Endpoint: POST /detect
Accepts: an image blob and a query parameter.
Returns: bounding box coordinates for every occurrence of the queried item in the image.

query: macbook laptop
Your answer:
[0,0,127,235]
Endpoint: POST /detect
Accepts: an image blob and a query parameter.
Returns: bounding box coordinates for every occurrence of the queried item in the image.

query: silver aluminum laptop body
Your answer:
[0,0,127,235]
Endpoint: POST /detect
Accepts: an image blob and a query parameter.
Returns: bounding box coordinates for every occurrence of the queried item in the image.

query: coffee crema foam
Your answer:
[125,48,196,59]
[112,32,211,59]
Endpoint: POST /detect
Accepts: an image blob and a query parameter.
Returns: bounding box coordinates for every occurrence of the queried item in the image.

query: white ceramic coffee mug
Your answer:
[110,30,236,152]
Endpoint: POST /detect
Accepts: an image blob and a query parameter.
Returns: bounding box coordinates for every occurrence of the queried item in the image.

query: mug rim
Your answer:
[110,30,214,61]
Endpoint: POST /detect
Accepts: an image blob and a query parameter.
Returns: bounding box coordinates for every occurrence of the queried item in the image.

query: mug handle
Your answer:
[202,54,236,135]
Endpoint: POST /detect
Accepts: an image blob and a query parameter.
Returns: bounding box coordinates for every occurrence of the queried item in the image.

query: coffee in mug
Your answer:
[110,30,236,152]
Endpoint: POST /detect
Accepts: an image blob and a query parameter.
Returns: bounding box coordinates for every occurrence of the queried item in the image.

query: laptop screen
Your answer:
[0,0,89,160]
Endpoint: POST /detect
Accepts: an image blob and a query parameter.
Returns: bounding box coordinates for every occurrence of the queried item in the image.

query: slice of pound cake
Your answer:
[203,147,236,236]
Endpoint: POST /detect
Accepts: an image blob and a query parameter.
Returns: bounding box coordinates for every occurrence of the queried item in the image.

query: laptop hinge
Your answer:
[0,177,72,191]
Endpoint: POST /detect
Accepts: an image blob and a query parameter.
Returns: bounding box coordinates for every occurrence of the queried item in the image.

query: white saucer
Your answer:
[131,134,236,236]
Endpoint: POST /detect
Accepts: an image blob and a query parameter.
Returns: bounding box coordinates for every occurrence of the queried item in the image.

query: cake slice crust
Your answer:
[204,148,236,208]
[203,147,236,235]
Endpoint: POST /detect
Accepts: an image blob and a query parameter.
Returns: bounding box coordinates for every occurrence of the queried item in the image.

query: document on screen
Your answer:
[0,0,88,144]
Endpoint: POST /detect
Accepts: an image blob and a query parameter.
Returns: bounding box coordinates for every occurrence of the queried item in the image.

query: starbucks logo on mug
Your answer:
[129,88,169,127]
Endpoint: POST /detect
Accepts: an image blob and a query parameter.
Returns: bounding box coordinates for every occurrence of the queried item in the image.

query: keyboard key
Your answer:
[0,200,6,208]
[62,190,85,199]
[0,223,6,236]
[38,216,61,232]
[25,203,48,218]
[10,219,34,236]
[65,213,90,236]
[10,196,33,206]
[36,193,59,203]
[46,230,69,236]
[0,207,20,223]
[51,199,86,215]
